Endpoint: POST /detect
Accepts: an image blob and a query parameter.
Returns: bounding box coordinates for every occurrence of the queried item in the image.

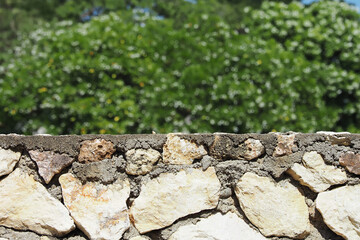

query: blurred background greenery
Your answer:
[0,0,359,134]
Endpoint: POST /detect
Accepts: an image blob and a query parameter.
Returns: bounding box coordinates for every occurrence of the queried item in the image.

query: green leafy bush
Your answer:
[0,0,359,134]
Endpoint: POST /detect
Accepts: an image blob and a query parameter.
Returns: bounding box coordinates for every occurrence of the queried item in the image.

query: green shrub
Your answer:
[0,0,359,134]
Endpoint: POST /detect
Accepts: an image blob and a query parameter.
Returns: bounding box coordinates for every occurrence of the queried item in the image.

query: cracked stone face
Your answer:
[316,184,360,240]
[169,212,266,240]
[130,167,221,233]
[287,151,347,192]
[0,169,75,236]
[59,173,130,240]
[235,172,310,239]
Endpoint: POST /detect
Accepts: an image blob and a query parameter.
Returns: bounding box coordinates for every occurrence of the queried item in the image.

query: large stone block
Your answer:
[130,167,220,233]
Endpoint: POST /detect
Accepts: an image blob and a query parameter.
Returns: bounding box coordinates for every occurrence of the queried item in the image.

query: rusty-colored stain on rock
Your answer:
[78,139,115,163]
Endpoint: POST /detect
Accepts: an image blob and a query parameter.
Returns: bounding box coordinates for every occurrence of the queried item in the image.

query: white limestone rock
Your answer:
[129,236,150,240]
[316,185,360,240]
[243,139,265,160]
[0,148,21,177]
[125,148,161,175]
[287,151,347,192]
[0,169,75,236]
[169,212,266,240]
[59,173,130,240]
[235,172,310,239]
[130,167,221,233]
[163,133,207,164]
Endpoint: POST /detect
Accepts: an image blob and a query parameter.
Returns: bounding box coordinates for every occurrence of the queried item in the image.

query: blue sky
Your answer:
[302,0,360,9]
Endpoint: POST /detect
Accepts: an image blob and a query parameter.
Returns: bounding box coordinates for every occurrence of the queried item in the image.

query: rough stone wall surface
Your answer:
[0,132,359,240]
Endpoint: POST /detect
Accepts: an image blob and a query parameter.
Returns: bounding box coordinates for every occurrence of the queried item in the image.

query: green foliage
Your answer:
[243,1,360,132]
[0,0,359,134]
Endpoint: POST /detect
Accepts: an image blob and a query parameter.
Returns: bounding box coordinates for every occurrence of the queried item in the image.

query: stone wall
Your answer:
[0,132,359,240]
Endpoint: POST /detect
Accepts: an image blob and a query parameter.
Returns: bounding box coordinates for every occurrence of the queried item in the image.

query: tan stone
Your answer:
[273,134,296,157]
[169,212,266,240]
[163,134,207,164]
[0,148,21,177]
[243,138,265,160]
[339,152,360,175]
[130,167,220,233]
[29,150,74,183]
[235,172,310,238]
[125,148,161,175]
[78,139,115,163]
[316,185,360,240]
[59,173,130,240]
[0,169,75,236]
[129,236,150,240]
[288,151,347,192]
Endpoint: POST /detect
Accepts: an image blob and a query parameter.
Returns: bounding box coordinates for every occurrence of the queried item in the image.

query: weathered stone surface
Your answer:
[243,138,265,160]
[327,135,351,146]
[169,212,266,240]
[201,155,213,171]
[129,236,150,240]
[0,148,21,177]
[288,151,347,192]
[130,167,221,233]
[29,150,74,183]
[273,134,296,157]
[265,152,303,178]
[0,169,75,236]
[235,172,310,238]
[125,148,161,175]
[163,134,207,164]
[78,139,115,163]
[71,156,124,184]
[59,173,130,240]
[316,185,360,240]
[339,152,360,175]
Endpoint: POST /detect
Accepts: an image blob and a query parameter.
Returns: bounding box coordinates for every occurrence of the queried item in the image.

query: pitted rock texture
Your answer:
[29,150,74,184]
[59,173,130,240]
[130,167,221,233]
[71,156,124,184]
[339,152,360,175]
[243,138,265,160]
[0,169,75,236]
[273,134,296,157]
[125,148,161,175]
[264,151,303,178]
[316,184,360,240]
[169,212,266,240]
[0,147,21,177]
[235,172,310,238]
[287,151,347,192]
[162,134,207,164]
[78,139,115,163]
